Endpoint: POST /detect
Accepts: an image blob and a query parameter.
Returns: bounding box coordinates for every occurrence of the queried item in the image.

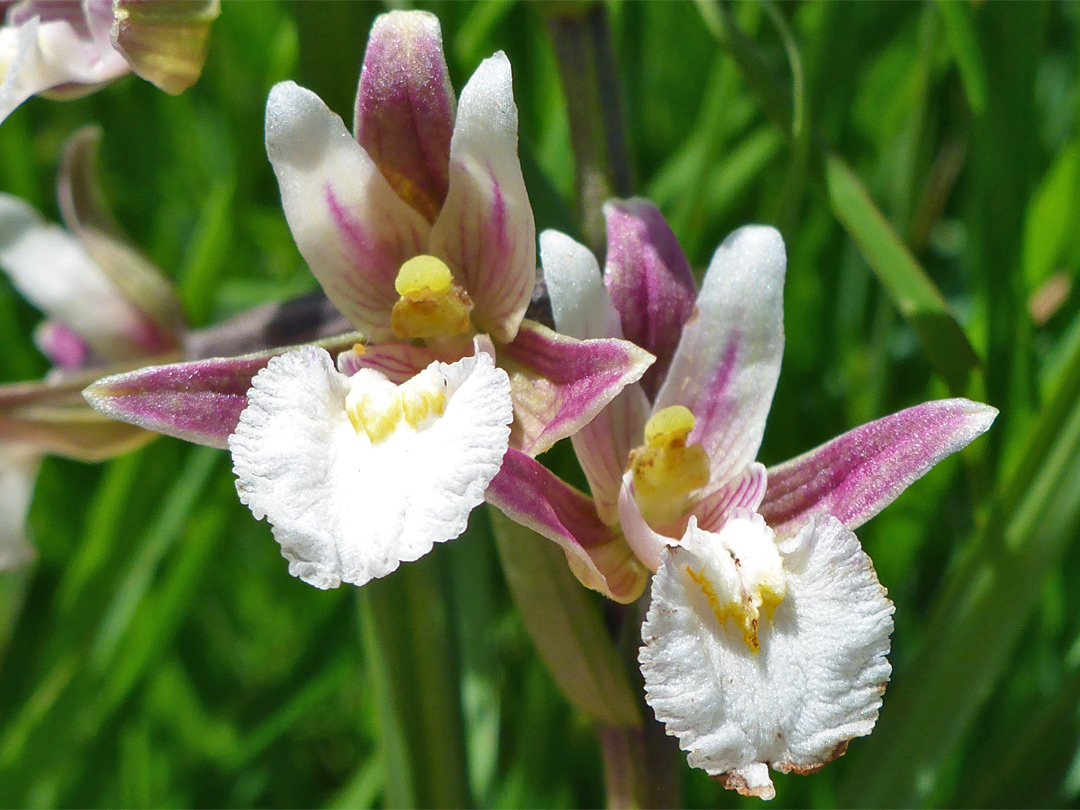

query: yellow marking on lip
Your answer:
[347,379,447,443]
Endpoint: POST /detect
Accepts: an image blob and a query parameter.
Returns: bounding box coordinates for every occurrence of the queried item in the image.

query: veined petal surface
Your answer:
[641,513,893,799]
[654,225,786,489]
[354,10,454,223]
[603,199,697,399]
[761,398,998,536]
[0,193,174,359]
[540,229,649,520]
[430,52,534,343]
[691,461,767,533]
[486,448,647,603]
[499,319,652,457]
[111,0,220,95]
[230,346,512,589]
[266,81,430,340]
[83,335,358,448]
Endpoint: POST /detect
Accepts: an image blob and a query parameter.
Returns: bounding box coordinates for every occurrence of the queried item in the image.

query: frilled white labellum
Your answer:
[640,512,893,800]
[229,345,512,588]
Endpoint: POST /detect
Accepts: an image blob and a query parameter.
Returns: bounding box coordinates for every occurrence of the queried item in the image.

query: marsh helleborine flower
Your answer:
[86,11,651,596]
[532,199,996,798]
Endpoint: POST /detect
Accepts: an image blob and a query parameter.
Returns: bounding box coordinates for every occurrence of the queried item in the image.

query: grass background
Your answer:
[2,1,1079,807]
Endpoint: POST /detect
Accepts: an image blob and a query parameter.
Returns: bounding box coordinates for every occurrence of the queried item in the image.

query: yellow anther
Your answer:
[629,406,710,528]
[395,255,454,296]
[391,255,474,339]
[644,405,696,448]
[351,342,367,356]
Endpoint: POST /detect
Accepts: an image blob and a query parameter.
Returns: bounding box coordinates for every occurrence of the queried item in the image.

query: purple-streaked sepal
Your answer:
[499,319,653,457]
[83,334,359,448]
[486,449,648,603]
[111,0,220,95]
[58,126,185,347]
[429,52,534,344]
[265,80,431,340]
[760,399,998,537]
[603,199,697,400]
[0,371,154,460]
[354,10,455,223]
[654,225,786,490]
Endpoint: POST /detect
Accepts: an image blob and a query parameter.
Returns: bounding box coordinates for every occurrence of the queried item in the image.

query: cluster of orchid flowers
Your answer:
[0,7,996,801]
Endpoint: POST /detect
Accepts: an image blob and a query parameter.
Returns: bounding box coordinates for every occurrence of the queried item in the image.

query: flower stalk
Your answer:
[546,4,632,255]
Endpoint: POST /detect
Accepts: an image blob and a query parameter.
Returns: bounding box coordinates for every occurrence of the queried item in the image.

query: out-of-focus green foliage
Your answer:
[1,2,1078,807]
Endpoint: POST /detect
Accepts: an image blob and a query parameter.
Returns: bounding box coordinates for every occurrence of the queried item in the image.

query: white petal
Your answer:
[640,513,893,798]
[540,229,649,522]
[229,345,512,588]
[429,51,535,343]
[654,225,786,489]
[0,444,41,570]
[265,81,431,340]
[0,193,166,360]
[0,15,127,122]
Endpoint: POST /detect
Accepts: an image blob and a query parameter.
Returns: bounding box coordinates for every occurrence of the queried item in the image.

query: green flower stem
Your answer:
[490,509,681,808]
[358,554,471,809]
[546,4,632,254]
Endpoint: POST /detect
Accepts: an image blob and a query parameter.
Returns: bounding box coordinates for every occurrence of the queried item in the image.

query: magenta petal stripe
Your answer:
[429,52,534,344]
[500,320,653,457]
[760,399,998,536]
[83,336,358,448]
[691,461,767,533]
[336,340,465,383]
[354,10,455,222]
[602,199,697,400]
[486,449,648,603]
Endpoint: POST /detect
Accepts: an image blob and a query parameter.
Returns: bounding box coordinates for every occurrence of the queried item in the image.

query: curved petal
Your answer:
[540,229,624,341]
[761,399,998,537]
[336,340,462,383]
[229,346,512,589]
[0,444,40,570]
[617,470,672,573]
[640,514,893,799]
[486,448,647,603]
[0,193,175,359]
[603,199,697,400]
[111,0,220,95]
[499,319,652,457]
[265,80,431,339]
[58,126,185,342]
[354,10,455,222]
[83,334,358,448]
[691,462,767,533]
[430,52,534,343]
[540,229,649,518]
[0,15,127,122]
[654,225,786,489]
